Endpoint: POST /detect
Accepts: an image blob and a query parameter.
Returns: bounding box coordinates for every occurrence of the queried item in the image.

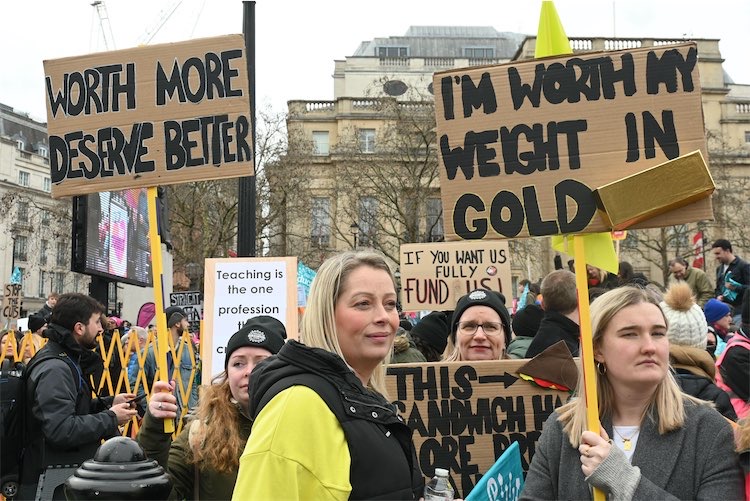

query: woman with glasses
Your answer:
[443,289,512,361]
[521,286,743,500]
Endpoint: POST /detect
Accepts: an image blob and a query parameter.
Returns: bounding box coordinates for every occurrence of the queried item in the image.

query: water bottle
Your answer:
[424,468,454,501]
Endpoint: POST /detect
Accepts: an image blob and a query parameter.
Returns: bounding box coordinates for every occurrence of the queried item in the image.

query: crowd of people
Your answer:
[2,238,749,499]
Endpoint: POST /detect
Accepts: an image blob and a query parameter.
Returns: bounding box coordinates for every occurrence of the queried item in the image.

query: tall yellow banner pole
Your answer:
[147,187,175,434]
[574,235,603,501]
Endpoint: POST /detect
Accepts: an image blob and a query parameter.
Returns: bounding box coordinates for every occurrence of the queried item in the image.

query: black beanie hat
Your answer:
[224,315,286,369]
[165,306,185,324]
[410,311,451,354]
[28,314,47,333]
[451,289,512,346]
[511,304,544,338]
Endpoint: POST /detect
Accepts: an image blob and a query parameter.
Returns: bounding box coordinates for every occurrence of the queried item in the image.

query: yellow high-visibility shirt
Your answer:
[232,385,351,501]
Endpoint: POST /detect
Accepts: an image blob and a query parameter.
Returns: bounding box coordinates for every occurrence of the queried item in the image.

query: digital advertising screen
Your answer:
[72,188,153,287]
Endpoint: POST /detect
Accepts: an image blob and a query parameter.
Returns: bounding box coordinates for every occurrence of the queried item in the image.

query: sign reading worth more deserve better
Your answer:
[435,43,711,241]
[202,257,297,381]
[386,359,567,499]
[44,35,253,198]
[399,240,511,311]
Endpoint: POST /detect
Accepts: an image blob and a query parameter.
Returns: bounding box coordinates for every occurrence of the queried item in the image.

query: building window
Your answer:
[55,272,65,293]
[18,171,30,186]
[745,131,750,143]
[359,129,376,153]
[464,47,495,59]
[38,270,47,298]
[377,46,408,57]
[43,177,51,192]
[383,80,408,96]
[358,197,378,247]
[426,198,444,242]
[40,239,48,266]
[38,145,48,158]
[310,197,331,247]
[14,236,28,262]
[57,241,67,267]
[16,139,24,150]
[41,211,51,225]
[312,131,330,156]
[667,224,689,249]
[17,202,29,223]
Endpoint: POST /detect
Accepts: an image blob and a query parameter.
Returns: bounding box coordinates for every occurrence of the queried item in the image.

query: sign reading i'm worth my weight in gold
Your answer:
[44,34,253,198]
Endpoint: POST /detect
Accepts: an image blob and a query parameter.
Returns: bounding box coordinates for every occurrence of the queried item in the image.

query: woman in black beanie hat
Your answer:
[137,316,286,499]
[444,289,512,361]
[410,311,452,362]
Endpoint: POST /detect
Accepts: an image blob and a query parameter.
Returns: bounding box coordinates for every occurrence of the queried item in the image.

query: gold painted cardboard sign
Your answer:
[44,35,253,198]
[386,359,568,498]
[399,240,511,311]
[594,150,715,230]
[434,42,711,240]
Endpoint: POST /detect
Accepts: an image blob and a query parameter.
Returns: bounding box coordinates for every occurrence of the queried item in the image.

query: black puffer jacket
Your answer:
[670,344,737,421]
[249,340,424,500]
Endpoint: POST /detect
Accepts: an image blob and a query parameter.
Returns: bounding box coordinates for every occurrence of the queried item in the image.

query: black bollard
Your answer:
[64,437,171,500]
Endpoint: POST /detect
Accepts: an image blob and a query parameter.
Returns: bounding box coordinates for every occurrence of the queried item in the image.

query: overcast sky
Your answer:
[2,0,748,122]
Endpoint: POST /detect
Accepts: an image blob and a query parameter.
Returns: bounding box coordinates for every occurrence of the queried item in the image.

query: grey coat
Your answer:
[521,400,744,500]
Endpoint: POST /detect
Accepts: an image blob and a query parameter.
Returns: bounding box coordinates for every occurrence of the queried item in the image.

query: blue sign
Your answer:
[465,442,524,501]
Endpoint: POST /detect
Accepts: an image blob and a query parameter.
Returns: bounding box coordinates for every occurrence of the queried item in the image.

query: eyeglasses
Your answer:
[457,321,504,336]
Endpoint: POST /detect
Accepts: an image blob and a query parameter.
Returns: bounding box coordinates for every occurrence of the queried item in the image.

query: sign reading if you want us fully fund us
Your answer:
[435,42,711,241]
[44,34,253,198]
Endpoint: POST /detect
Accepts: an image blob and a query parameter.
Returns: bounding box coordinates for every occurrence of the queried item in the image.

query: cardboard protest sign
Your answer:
[44,35,253,198]
[386,359,569,498]
[169,291,203,334]
[202,257,297,381]
[2,283,23,320]
[400,241,511,311]
[434,43,711,241]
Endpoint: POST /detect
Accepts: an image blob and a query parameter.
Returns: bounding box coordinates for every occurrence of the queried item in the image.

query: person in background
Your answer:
[521,286,743,500]
[409,311,451,362]
[667,257,714,307]
[36,291,59,324]
[138,316,285,500]
[659,282,737,420]
[1,329,18,361]
[28,314,47,338]
[617,261,649,287]
[443,290,512,362]
[526,270,580,358]
[141,310,200,420]
[712,239,750,325]
[20,293,137,499]
[705,298,733,355]
[507,304,544,359]
[586,265,619,290]
[234,251,424,500]
[390,325,426,364]
[122,326,150,396]
[716,289,750,420]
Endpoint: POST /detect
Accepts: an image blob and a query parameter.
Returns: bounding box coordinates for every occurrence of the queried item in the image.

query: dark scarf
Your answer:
[44,323,104,377]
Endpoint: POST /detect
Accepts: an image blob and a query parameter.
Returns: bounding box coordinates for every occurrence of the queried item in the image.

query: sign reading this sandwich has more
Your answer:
[44,35,253,198]
[435,43,711,240]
